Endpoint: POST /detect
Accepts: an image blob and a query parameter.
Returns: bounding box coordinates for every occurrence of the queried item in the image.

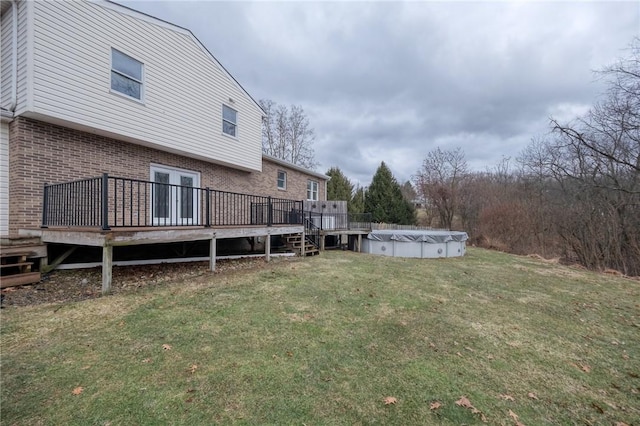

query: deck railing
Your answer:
[42,174,303,229]
[304,211,372,231]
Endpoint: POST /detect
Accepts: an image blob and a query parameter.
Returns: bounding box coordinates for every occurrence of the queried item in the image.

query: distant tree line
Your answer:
[411,39,639,276]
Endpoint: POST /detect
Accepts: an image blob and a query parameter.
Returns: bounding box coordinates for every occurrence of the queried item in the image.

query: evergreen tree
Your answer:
[350,185,366,214]
[326,167,354,202]
[400,180,417,202]
[365,162,416,224]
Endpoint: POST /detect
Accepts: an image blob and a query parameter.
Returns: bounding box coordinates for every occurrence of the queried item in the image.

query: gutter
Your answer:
[262,153,330,180]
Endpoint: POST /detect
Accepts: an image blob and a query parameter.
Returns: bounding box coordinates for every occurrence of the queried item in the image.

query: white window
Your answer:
[222,105,237,137]
[111,49,143,101]
[150,165,200,225]
[307,180,319,201]
[277,170,287,190]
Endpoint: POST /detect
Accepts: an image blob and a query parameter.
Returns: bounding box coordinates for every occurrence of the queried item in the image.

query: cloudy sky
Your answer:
[120,0,638,186]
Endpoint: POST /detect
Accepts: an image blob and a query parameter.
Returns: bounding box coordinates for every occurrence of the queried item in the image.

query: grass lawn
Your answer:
[1,248,639,425]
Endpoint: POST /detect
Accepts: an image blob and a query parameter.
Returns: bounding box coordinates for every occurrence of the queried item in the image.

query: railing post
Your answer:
[298,201,303,224]
[267,196,273,227]
[205,188,211,227]
[101,173,110,231]
[41,183,49,228]
[320,212,323,230]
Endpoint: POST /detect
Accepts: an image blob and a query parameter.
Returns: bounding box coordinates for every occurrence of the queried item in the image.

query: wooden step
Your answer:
[0,261,34,269]
[281,233,320,257]
[304,248,319,256]
[302,241,319,256]
[1,272,41,288]
[0,244,47,258]
[0,247,42,288]
[1,253,27,262]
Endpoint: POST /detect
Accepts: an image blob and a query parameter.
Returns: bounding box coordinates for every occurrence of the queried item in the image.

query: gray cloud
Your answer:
[122,0,639,186]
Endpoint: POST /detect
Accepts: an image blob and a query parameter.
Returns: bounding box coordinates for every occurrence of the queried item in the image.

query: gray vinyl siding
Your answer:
[28,0,262,172]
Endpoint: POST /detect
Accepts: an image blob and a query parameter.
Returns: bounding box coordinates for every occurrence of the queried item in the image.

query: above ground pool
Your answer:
[362,229,468,258]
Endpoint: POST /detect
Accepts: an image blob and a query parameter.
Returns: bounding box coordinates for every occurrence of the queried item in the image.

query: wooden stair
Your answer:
[1,239,46,288]
[283,234,320,257]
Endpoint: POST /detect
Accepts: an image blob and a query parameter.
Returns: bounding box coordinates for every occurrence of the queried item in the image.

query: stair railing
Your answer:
[303,217,321,249]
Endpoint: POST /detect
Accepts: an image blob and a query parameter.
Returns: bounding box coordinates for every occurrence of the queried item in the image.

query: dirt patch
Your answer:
[527,253,560,263]
[1,257,280,307]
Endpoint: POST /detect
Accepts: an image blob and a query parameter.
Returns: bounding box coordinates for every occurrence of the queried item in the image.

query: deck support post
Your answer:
[320,235,325,251]
[265,234,271,262]
[102,245,113,294]
[357,234,362,252]
[209,236,216,271]
[301,231,306,257]
[40,252,49,272]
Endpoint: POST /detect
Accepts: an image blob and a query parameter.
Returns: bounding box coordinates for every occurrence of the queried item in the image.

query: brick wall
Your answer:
[250,159,326,202]
[8,117,326,234]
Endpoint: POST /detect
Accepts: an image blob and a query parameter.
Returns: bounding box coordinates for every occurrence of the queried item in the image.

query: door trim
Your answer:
[149,164,201,225]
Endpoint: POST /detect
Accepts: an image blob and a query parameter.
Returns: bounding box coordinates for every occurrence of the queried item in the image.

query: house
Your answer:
[0,0,329,291]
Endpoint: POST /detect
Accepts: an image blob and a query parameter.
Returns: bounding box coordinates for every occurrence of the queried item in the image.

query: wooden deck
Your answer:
[13,223,370,293]
[19,224,305,294]
[317,229,369,252]
[22,225,304,246]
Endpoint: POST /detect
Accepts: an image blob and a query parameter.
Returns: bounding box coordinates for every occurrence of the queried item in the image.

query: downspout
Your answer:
[8,0,18,112]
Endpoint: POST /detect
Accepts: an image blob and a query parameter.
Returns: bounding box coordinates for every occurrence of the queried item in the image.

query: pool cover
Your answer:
[367,229,468,244]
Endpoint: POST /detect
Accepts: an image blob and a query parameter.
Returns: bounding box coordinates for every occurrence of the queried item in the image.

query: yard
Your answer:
[1,248,638,425]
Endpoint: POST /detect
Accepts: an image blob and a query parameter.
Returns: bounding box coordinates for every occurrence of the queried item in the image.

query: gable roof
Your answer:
[98,0,265,116]
[263,154,329,181]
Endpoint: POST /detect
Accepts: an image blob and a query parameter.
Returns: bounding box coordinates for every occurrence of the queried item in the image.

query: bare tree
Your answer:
[519,38,640,275]
[259,99,318,169]
[414,147,468,230]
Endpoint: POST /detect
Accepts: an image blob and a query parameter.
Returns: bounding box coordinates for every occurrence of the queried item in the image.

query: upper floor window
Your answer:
[307,180,318,201]
[111,49,143,101]
[277,170,287,190]
[222,105,237,137]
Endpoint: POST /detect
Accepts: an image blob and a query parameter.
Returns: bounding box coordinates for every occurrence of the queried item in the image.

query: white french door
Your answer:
[150,165,200,225]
